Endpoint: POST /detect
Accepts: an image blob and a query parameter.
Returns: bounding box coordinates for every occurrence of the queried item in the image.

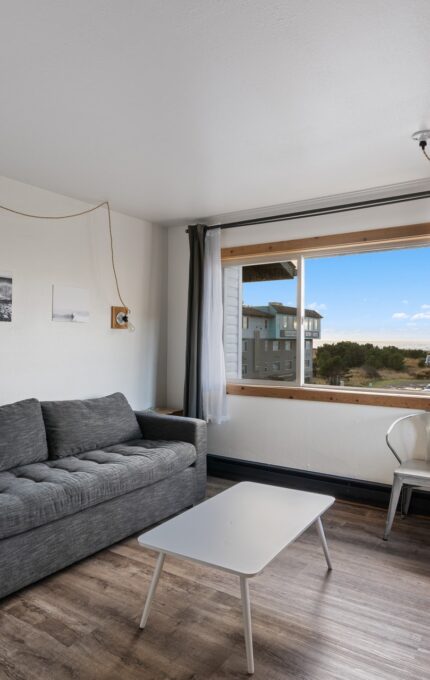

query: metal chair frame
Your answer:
[384,412,430,540]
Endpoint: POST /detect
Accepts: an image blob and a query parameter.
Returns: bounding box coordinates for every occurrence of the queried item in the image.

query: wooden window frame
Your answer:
[222,222,430,410]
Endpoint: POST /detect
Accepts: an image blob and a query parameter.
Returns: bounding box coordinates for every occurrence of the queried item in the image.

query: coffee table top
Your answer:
[138,482,334,576]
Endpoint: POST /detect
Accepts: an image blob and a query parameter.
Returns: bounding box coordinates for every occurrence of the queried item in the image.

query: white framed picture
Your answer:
[0,272,12,322]
[52,285,90,323]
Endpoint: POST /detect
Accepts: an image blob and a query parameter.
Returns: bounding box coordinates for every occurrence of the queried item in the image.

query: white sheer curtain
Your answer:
[201,228,228,423]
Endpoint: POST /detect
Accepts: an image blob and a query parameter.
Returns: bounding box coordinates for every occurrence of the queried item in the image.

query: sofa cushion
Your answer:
[0,439,196,539]
[0,398,48,472]
[41,392,142,459]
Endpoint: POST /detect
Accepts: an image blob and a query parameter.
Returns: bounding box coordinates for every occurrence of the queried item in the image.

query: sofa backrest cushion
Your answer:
[41,392,142,459]
[0,398,48,471]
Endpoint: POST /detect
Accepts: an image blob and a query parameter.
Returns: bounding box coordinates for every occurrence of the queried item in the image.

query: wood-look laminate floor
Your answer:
[1,477,430,680]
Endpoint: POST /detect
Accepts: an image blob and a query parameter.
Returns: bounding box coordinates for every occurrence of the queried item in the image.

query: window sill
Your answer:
[226,383,430,410]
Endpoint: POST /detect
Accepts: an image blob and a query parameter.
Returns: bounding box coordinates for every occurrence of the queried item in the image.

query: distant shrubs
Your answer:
[402,349,427,359]
[315,341,406,381]
[362,364,381,379]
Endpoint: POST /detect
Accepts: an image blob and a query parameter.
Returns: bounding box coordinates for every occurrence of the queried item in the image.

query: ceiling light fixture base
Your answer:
[411,129,430,142]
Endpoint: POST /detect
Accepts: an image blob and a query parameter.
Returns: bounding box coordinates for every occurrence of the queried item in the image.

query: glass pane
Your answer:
[305,246,430,391]
[241,260,297,381]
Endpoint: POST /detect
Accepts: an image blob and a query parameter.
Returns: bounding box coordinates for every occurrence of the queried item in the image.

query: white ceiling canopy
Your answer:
[1,0,430,224]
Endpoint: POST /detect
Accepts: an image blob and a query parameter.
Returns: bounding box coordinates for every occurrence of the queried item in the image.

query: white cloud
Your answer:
[308,302,327,312]
[392,312,409,319]
[402,300,409,305]
[410,312,430,321]
[421,304,430,310]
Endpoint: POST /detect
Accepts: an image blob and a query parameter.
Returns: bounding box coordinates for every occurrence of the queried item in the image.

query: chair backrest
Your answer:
[386,412,430,464]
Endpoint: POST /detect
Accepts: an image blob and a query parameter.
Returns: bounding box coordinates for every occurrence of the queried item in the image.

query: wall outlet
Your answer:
[111,306,129,329]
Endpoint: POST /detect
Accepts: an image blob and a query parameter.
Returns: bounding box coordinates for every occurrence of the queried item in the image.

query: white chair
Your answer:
[383,412,430,540]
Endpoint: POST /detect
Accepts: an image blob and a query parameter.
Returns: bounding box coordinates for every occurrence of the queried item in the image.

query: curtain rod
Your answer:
[186,189,430,232]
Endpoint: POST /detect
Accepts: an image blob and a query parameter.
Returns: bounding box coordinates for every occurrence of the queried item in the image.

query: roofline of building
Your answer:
[242,304,323,319]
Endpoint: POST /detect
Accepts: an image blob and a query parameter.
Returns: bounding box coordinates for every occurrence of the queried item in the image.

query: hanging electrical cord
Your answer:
[420,140,430,161]
[0,199,132,325]
[412,130,430,161]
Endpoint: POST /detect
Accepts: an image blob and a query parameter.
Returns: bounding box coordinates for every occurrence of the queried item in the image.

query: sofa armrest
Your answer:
[135,411,207,501]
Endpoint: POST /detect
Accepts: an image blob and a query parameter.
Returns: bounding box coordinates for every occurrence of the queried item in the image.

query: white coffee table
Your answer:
[137,482,334,674]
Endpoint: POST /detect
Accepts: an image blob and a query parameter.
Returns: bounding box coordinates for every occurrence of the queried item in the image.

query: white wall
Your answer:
[0,176,166,409]
[167,197,430,484]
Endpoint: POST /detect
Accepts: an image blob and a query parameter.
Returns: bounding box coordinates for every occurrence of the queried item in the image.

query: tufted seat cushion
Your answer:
[0,439,196,539]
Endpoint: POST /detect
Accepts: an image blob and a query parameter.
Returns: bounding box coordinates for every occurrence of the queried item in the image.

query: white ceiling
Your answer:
[1,0,430,225]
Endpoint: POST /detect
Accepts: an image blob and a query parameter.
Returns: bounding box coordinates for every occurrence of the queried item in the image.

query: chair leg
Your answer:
[383,476,403,540]
[402,487,413,516]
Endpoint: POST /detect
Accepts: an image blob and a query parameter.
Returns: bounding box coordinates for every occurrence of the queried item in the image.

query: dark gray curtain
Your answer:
[183,224,207,418]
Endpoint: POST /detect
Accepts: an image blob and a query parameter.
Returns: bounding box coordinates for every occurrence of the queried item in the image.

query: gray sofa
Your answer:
[0,392,207,599]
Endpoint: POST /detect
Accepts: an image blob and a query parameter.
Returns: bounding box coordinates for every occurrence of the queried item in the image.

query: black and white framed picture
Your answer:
[0,272,12,322]
[52,285,90,323]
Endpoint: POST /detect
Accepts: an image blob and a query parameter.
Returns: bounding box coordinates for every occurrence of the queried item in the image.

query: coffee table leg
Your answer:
[240,576,255,674]
[316,517,332,570]
[139,552,165,629]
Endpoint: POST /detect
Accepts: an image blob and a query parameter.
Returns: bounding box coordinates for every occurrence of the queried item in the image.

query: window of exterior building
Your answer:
[243,316,249,329]
[264,340,269,352]
[305,340,312,350]
[272,361,281,371]
[285,360,292,369]
[273,341,279,351]
[243,340,248,351]
[285,340,291,350]
[242,364,248,375]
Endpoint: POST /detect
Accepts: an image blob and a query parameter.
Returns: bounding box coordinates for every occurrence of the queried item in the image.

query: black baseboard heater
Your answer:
[207,454,430,516]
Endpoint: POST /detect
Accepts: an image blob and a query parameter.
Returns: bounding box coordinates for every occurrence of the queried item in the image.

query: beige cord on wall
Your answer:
[0,199,129,315]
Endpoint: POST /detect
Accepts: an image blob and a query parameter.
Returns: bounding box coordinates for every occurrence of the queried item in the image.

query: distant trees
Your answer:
[401,349,427,359]
[315,341,406,384]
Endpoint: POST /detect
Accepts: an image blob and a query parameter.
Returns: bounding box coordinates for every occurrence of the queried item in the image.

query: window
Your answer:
[243,316,249,329]
[242,364,248,376]
[242,340,248,352]
[305,245,430,390]
[223,224,430,407]
[229,260,298,383]
[306,247,430,392]
[285,360,292,369]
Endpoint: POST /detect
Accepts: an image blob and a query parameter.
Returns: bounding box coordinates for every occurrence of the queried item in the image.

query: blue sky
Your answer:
[242,246,430,349]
